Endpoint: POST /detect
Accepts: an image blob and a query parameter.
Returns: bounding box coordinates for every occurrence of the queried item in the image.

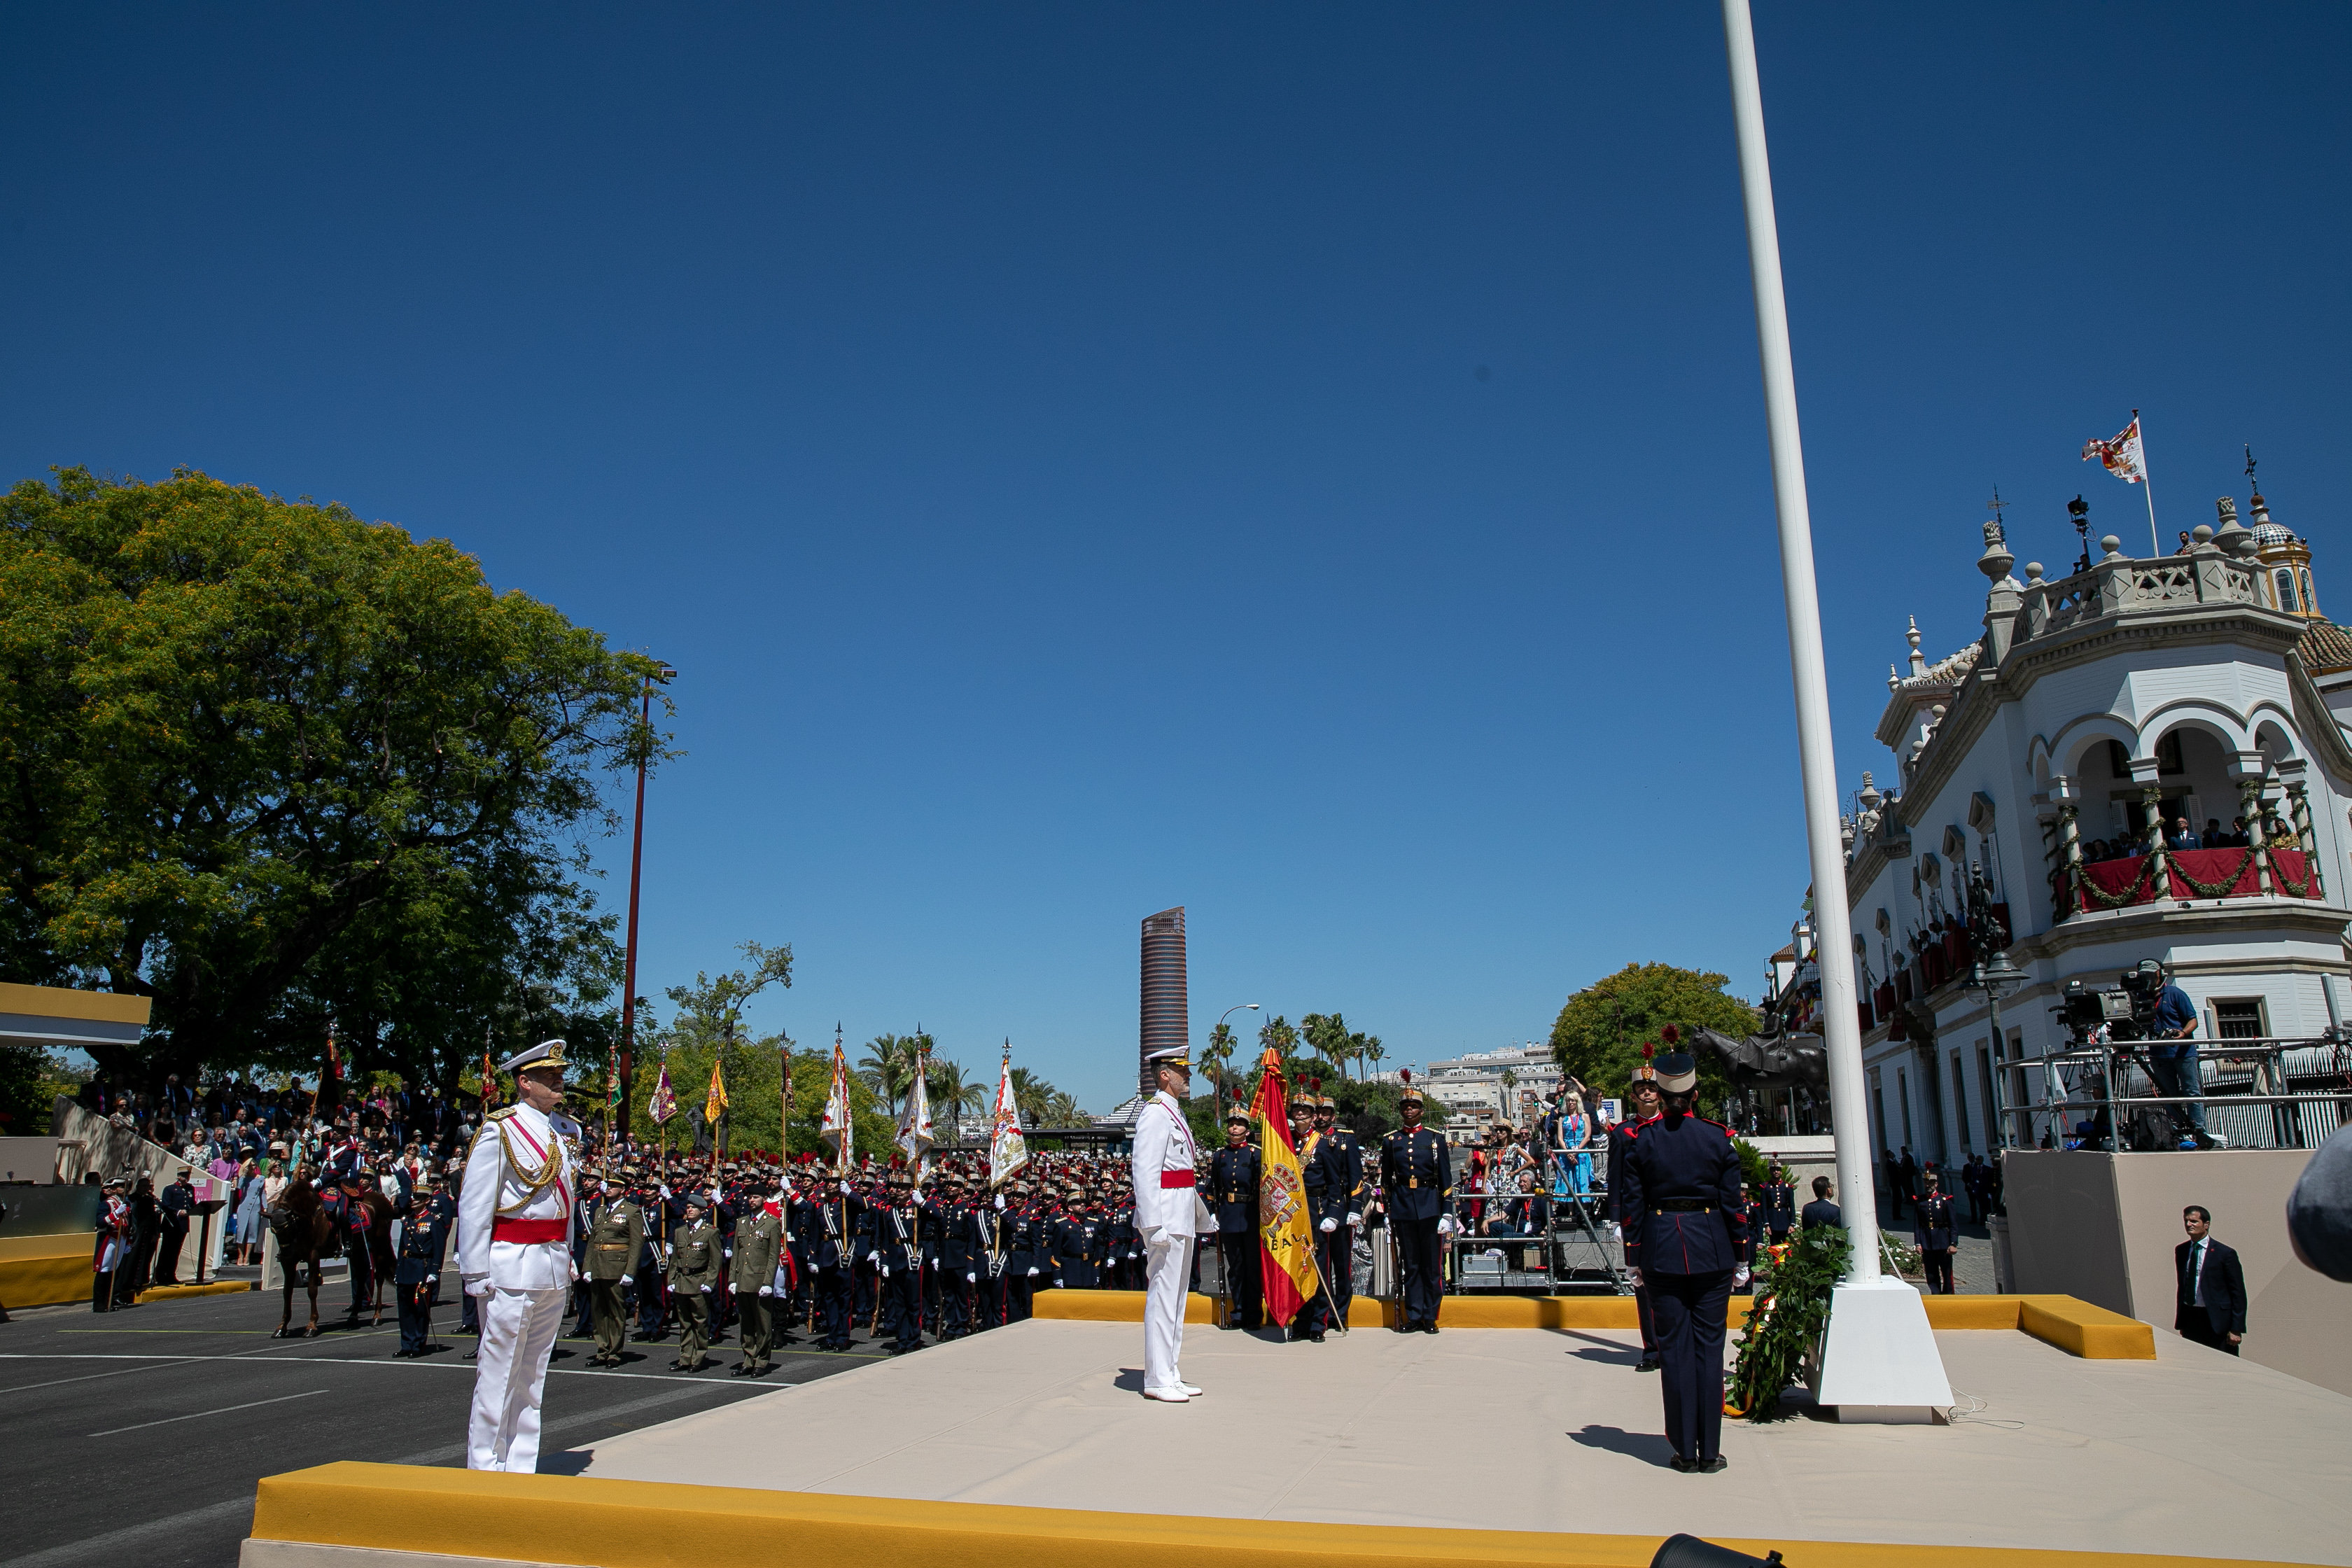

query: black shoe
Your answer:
[1698,1456,1728,1474]
[670,1359,687,1370]
[1421,1323,1439,1335]
[1636,1355,1662,1373]
[1670,1455,1695,1474]
[1309,1331,1326,1344]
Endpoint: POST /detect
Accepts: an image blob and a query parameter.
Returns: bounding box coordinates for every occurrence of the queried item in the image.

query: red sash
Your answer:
[491,1217,568,1244]
[1158,1170,1196,1189]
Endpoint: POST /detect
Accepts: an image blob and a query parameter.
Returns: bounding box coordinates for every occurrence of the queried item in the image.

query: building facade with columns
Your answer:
[1836,479,2352,1171]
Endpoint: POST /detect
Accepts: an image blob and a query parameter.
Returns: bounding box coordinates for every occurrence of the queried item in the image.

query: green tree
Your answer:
[0,468,666,1091]
[924,1054,986,1138]
[1549,962,1759,1112]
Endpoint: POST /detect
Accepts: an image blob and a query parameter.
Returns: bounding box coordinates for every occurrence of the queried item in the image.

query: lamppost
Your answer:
[615,661,676,1136]
[1211,1004,1259,1124]
[1965,862,2025,1149]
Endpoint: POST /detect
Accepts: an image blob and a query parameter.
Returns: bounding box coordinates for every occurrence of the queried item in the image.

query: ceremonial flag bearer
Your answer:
[458,1040,582,1472]
[1132,1044,1200,1402]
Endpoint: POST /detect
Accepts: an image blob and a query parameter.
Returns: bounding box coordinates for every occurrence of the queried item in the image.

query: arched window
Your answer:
[2274,567,2301,612]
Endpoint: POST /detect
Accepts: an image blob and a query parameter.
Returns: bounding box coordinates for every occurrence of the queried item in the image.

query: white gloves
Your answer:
[967,1271,977,1282]
[995,1195,1006,1210]
[1318,1217,1338,1234]
[1436,1216,1457,1237]
[463,1273,488,1298]
[1733,1266,1751,1289]
[880,1266,890,1278]
[841,1181,852,1194]
[1625,1267,1644,1289]
[758,1284,774,1297]
[1027,1266,1039,1276]
[700,1284,713,1294]
[728,1282,737,1295]
[1346,1212,1362,1228]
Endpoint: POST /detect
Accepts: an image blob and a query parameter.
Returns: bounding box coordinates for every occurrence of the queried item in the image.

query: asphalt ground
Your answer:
[0,1286,897,1568]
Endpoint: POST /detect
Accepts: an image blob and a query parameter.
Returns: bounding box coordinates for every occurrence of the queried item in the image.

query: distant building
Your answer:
[1392,1043,1563,1135]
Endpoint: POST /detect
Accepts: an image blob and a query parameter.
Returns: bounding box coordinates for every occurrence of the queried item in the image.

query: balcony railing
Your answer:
[2076,847,2320,911]
[2012,545,2264,649]
[1997,1036,2352,1152]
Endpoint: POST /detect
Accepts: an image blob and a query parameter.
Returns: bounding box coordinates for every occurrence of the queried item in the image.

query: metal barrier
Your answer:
[1997,1035,2352,1151]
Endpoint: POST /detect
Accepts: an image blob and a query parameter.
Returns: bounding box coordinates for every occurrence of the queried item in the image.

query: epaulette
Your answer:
[486,1105,519,1123]
[1701,1116,1734,1138]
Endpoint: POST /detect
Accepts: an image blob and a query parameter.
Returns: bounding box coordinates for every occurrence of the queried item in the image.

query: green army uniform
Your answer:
[668,1215,722,1371]
[584,1197,647,1366]
[731,1205,787,1375]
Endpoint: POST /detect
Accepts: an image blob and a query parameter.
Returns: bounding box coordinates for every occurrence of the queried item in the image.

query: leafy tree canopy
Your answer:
[0,468,667,1094]
[1548,962,1760,1113]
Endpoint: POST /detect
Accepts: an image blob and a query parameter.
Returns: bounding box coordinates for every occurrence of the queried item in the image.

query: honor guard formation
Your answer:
[94,1026,1784,1478]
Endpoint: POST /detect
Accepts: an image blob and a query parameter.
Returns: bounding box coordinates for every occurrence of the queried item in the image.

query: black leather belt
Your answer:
[1652,1200,1714,1214]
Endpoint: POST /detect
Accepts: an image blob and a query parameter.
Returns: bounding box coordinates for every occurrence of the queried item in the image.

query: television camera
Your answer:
[2055,959,2206,1149]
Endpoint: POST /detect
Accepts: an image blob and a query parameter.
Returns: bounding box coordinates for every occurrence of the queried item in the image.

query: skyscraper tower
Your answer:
[1139,906,1187,1102]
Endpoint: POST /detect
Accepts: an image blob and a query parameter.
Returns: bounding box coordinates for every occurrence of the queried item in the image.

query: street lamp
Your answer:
[615,660,676,1136]
[1212,1004,1259,1123]
[1964,862,2025,1149]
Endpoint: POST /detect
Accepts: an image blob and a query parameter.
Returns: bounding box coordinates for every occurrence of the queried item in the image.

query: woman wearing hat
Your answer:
[1618,1037,1751,1475]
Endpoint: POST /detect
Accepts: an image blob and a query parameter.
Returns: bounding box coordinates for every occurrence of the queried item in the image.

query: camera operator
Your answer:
[2143,973,2214,1149]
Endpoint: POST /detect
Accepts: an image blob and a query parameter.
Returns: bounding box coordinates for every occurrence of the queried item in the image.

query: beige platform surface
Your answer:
[574,1319,2352,1564]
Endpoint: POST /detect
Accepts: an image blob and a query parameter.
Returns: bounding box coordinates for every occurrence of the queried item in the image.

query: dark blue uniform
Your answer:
[1912,1188,1956,1295]
[1318,1128,1365,1329]
[1606,1116,1660,1363]
[1620,1107,1749,1467]
[1379,1120,1452,1332]
[393,1190,454,1356]
[1207,1142,1263,1328]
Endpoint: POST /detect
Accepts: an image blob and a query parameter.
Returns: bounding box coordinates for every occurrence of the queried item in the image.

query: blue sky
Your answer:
[6,6,2347,1110]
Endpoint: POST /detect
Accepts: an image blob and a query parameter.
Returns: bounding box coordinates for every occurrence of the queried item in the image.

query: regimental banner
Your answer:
[1250,1049,1318,1327]
[648,1062,677,1126]
[704,1060,729,1126]
[2083,412,2147,485]
[897,1047,936,1175]
[988,1045,1028,1188]
[820,1035,855,1163]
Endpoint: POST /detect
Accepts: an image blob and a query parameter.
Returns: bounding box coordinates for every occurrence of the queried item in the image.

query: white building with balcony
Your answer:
[1833,479,2352,1170]
[1402,1043,1564,1133]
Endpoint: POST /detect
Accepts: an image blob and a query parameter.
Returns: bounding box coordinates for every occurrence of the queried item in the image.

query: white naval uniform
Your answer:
[457,1102,578,1471]
[1129,1090,1198,1396]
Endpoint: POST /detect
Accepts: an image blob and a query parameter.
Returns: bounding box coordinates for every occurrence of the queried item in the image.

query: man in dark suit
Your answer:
[2175,1205,2247,1356]
[1799,1175,1842,1230]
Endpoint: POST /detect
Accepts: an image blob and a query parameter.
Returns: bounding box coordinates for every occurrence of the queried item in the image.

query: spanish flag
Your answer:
[1249,1049,1320,1328]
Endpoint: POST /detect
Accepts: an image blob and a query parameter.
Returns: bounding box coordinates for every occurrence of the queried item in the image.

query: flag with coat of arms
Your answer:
[987,1044,1028,1187]
[820,1033,855,1163]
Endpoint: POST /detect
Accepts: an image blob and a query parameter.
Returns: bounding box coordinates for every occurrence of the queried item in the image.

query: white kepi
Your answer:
[1132,1045,1201,1403]
[459,1038,580,1470]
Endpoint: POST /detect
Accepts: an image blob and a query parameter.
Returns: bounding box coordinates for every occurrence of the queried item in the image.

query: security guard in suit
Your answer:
[393,1177,455,1357]
[1313,1095,1364,1329]
[1608,1066,1666,1371]
[582,1184,647,1366]
[666,1197,722,1371]
[729,1187,787,1374]
[1380,1085,1453,1333]
[1618,1046,1749,1474]
[1208,1109,1262,1328]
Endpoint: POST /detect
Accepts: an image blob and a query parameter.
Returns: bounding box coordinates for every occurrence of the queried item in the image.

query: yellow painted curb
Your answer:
[245,1462,2307,1568]
[0,1251,96,1308]
[139,1280,258,1302]
[1028,1288,2156,1359]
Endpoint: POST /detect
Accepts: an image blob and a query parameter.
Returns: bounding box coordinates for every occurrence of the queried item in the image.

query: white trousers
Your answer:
[1143,1233,1189,1392]
[468,1285,566,1471]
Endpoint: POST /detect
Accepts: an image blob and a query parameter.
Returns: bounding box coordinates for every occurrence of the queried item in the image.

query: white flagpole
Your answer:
[2138,412,2160,556]
[1721,0,1952,1418]
[1718,0,1881,1284]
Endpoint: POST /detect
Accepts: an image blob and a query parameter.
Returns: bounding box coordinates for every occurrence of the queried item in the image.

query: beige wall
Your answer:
[2006,1148,2352,1396]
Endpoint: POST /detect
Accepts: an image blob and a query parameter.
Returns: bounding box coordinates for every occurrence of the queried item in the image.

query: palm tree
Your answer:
[1008,1065,1053,1128]
[858,1033,918,1116]
[1361,1036,1385,1080]
[925,1056,986,1140]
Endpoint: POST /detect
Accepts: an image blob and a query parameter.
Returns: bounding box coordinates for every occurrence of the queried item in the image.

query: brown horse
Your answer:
[265,1177,335,1338]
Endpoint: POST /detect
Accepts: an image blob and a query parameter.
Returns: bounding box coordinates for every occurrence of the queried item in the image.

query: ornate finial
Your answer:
[1888,663,1901,691]
[1979,507,2017,583]
[1906,615,1926,676]
[2246,444,2260,496]
[1988,486,2009,535]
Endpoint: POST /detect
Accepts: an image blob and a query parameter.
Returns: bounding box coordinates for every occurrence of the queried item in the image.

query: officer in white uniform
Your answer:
[458,1040,581,1471]
[1131,1045,1201,1403]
